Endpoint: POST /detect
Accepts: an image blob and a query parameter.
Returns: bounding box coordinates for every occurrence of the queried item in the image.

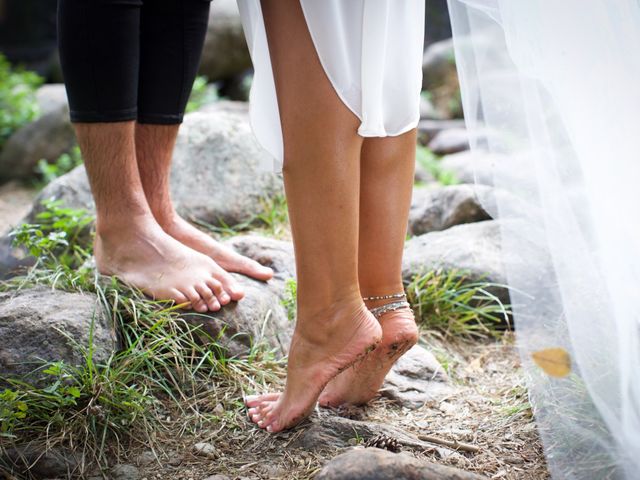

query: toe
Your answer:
[195,283,220,311]
[169,289,190,308]
[206,278,230,306]
[245,393,280,407]
[212,267,245,301]
[184,287,207,313]
[216,247,275,281]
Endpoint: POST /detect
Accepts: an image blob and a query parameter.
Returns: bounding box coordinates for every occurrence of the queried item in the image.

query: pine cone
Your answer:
[364,434,402,453]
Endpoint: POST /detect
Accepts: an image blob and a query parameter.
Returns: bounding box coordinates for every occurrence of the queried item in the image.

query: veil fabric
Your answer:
[447,0,640,478]
[236,0,424,174]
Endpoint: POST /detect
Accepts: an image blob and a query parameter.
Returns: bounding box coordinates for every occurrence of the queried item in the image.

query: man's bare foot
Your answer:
[245,300,382,433]
[94,214,236,312]
[318,306,418,407]
[159,214,274,300]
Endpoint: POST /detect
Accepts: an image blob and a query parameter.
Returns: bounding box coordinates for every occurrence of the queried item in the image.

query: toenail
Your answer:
[266,425,273,432]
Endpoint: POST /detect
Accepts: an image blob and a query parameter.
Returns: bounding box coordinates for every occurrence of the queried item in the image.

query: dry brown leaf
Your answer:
[531,347,571,377]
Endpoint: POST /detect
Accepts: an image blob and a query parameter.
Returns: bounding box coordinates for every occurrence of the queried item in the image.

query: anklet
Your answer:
[369,300,412,319]
[362,292,406,301]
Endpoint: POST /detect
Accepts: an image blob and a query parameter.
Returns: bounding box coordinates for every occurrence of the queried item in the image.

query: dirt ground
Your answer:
[128,333,549,480]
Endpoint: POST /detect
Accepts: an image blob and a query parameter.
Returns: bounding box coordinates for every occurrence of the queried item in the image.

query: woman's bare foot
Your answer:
[245,300,382,433]
[159,214,274,300]
[318,306,418,407]
[94,214,235,312]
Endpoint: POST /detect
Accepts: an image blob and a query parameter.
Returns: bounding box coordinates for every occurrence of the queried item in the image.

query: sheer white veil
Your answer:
[447,0,640,478]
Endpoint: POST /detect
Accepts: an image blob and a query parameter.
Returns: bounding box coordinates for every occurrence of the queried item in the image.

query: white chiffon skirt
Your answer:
[236,0,426,174]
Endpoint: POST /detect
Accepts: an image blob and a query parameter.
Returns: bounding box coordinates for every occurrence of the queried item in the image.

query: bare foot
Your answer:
[160,215,274,300]
[94,215,235,312]
[245,301,382,433]
[318,306,418,407]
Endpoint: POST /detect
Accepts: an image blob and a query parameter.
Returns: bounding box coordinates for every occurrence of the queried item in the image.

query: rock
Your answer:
[409,185,492,235]
[0,234,35,280]
[315,448,486,480]
[439,151,497,186]
[428,128,471,155]
[198,99,249,116]
[421,39,462,119]
[192,442,218,459]
[180,273,292,358]
[199,0,252,81]
[417,119,467,145]
[419,96,442,121]
[0,444,79,479]
[0,287,117,380]
[403,220,549,306]
[110,464,140,480]
[135,451,156,466]
[0,180,37,236]
[381,345,456,409]
[0,84,76,181]
[292,414,432,452]
[31,111,283,228]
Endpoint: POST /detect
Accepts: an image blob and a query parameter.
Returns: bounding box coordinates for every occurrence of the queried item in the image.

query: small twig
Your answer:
[417,434,481,453]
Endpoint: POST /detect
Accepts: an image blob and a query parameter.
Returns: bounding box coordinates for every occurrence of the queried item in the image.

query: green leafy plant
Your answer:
[415,145,458,186]
[186,75,219,113]
[34,146,84,188]
[405,268,510,339]
[10,199,94,273]
[0,54,43,149]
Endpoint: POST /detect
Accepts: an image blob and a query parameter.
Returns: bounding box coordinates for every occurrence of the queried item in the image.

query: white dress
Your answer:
[236,0,426,174]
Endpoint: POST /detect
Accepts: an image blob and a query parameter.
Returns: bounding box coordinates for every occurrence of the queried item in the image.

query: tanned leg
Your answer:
[319,132,420,407]
[77,121,226,312]
[134,123,275,305]
[244,0,382,433]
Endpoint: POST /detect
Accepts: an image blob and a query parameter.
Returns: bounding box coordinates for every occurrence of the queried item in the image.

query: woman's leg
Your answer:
[245,0,382,433]
[320,131,420,406]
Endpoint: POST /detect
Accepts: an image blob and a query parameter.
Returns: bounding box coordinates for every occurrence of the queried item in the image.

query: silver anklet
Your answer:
[369,300,412,319]
[362,292,406,301]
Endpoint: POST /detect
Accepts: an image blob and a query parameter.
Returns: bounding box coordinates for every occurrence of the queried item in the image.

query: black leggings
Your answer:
[57,0,211,124]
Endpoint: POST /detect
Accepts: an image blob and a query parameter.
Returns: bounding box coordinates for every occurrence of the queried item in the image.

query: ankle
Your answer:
[96,211,158,242]
[361,283,407,309]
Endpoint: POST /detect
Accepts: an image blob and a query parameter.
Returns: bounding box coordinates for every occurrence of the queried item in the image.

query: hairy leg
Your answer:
[245,0,382,432]
[320,131,420,407]
[75,121,225,312]
[134,123,274,303]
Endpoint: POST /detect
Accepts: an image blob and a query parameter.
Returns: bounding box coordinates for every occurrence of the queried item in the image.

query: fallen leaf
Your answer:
[531,347,571,377]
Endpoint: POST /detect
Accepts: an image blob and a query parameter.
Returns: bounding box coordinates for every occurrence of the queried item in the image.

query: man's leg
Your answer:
[57,0,226,312]
[135,0,273,298]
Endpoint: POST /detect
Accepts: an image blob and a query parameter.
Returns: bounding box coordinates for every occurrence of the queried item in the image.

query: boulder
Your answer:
[409,185,492,235]
[428,128,471,155]
[315,448,486,480]
[417,119,467,146]
[223,234,295,282]
[180,272,293,358]
[0,287,116,380]
[439,151,496,185]
[381,345,455,409]
[0,84,76,181]
[421,39,462,119]
[30,110,284,228]
[199,0,252,81]
[0,444,79,479]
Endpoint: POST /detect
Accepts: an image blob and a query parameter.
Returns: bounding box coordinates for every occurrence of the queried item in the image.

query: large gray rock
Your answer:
[409,185,492,235]
[381,345,455,409]
[0,84,76,180]
[199,0,252,81]
[439,151,497,185]
[0,444,79,479]
[421,39,462,119]
[0,287,116,379]
[31,110,284,227]
[315,448,486,480]
[402,221,510,303]
[428,128,471,155]
[181,273,292,358]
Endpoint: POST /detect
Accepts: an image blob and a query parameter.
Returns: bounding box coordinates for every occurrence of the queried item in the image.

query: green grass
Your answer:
[405,268,511,340]
[415,145,458,186]
[0,54,43,150]
[1,200,283,476]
